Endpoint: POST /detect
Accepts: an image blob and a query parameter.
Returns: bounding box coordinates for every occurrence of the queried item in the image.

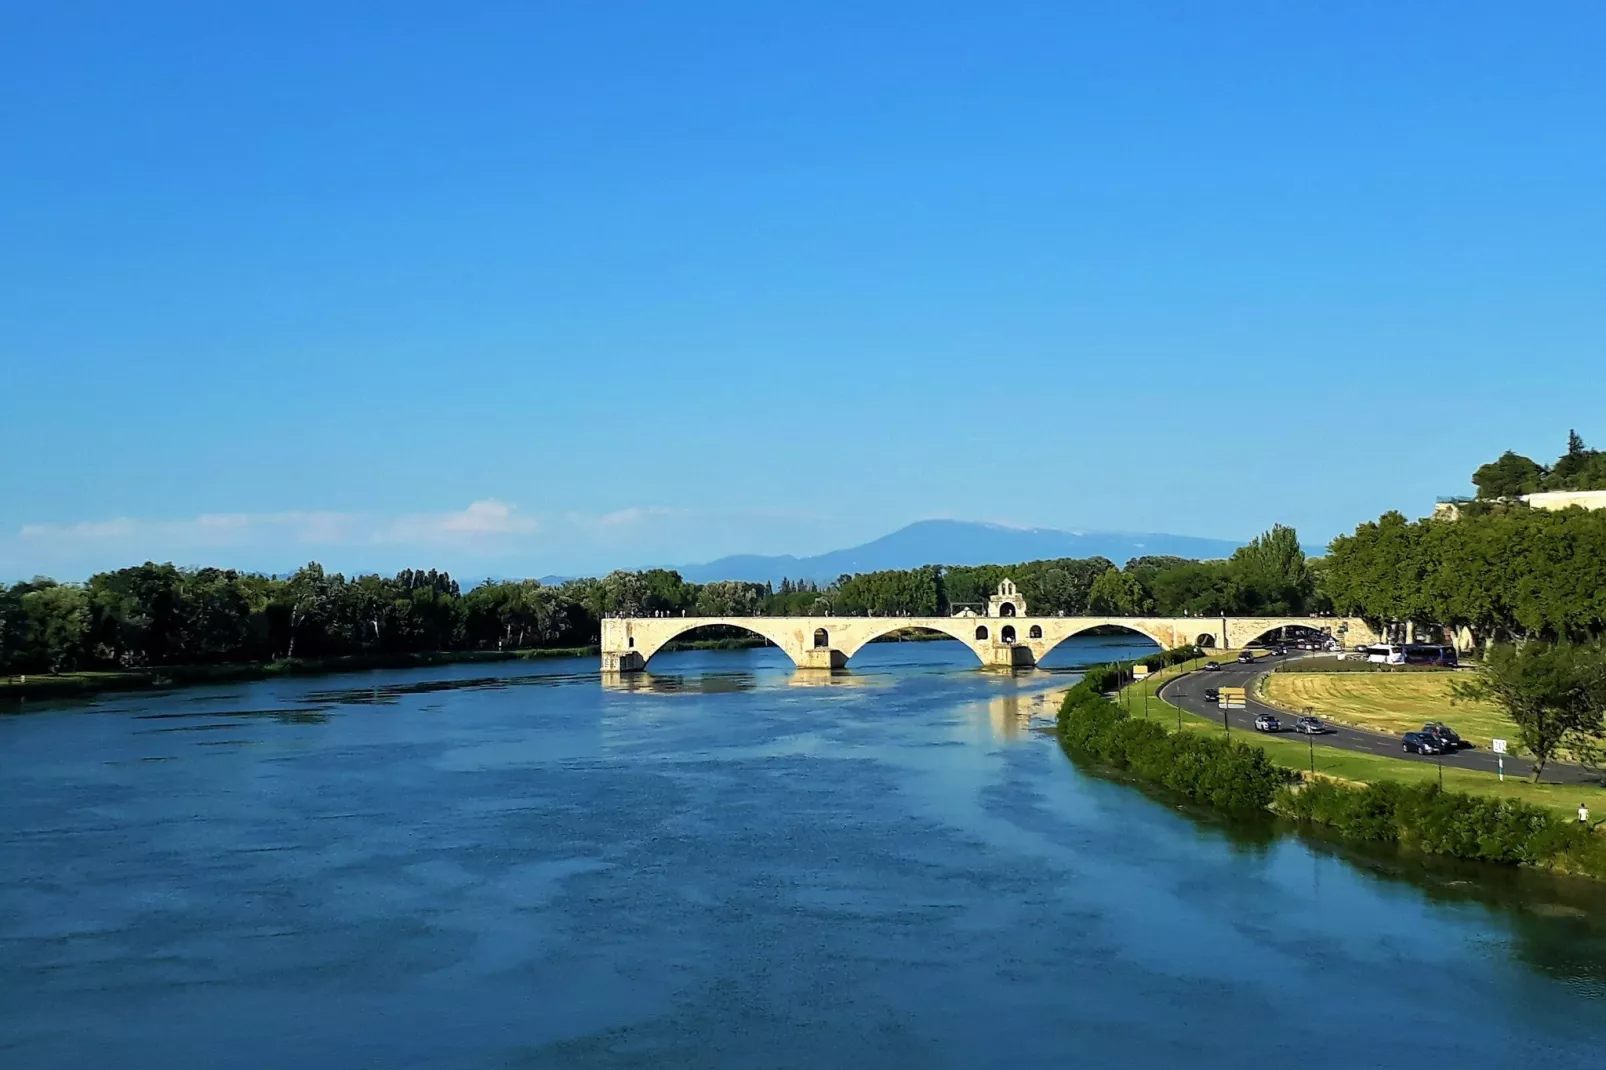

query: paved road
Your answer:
[1156,656,1600,787]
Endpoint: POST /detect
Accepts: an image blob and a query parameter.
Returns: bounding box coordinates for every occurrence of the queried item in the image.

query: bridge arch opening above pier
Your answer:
[624,621,785,668]
[1238,623,1334,649]
[1033,623,1166,669]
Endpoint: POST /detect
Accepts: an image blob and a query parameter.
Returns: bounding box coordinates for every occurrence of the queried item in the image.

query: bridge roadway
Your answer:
[600,613,1381,672]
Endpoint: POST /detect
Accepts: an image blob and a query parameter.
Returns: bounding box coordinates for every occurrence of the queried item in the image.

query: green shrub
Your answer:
[1274,777,1599,870]
[1058,668,1289,813]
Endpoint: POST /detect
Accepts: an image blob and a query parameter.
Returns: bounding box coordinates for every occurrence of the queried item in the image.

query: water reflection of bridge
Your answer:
[984,689,1061,740]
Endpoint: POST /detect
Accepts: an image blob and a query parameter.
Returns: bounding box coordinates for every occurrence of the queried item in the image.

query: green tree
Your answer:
[1147,560,1235,616]
[833,567,941,616]
[1227,524,1312,614]
[281,563,339,659]
[1473,451,1546,499]
[1545,430,1606,492]
[21,583,91,673]
[0,583,24,675]
[1087,567,1152,615]
[1452,642,1606,781]
[696,580,765,616]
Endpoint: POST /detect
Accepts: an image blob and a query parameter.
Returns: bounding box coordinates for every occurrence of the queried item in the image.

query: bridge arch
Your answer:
[631,619,795,666]
[1236,621,1334,649]
[833,619,993,666]
[1031,621,1169,666]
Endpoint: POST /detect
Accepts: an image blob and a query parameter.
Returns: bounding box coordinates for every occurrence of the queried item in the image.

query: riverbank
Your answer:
[1067,660,1606,880]
[0,645,601,703]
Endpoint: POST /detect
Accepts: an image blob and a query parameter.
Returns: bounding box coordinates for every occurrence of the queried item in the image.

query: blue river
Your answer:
[3,635,1605,1067]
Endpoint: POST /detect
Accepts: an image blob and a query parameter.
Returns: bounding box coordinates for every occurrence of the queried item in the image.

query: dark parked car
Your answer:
[1293,716,1326,735]
[1204,661,1221,671]
[1254,713,1281,732]
[1403,731,1446,755]
[1421,722,1462,749]
[1204,687,1220,703]
[1237,651,1255,664]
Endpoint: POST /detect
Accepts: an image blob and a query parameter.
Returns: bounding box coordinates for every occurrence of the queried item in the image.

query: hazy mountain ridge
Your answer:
[670,520,1249,585]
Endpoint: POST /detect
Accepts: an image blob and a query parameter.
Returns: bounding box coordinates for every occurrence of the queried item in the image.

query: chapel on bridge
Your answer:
[988,579,1025,618]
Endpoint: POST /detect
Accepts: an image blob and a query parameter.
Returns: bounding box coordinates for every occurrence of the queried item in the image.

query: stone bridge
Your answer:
[600,613,1380,672]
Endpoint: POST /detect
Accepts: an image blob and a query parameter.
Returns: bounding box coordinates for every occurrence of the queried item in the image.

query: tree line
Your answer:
[1323,506,1606,645]
[1472,429,1606,499]
[1319,432,1606,780]
[1,525,1323,676]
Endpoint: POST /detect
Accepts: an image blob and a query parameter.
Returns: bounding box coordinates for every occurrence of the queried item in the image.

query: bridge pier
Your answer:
[980,643,1035,669]
[797,648,847,670]
[602,650,646,673]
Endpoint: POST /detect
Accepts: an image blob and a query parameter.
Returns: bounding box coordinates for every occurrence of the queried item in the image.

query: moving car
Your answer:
[1237,651,1255,664]
[1421,722,1462,749]
[1204,661,1221,671]
[1293,716,1326,735]
[1402,731,1446,755]
[1203,687,1220,703]
[1253,713,1281,732]
[1273,646,1289,657]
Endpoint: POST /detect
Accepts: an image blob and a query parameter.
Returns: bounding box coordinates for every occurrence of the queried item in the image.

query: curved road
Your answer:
[1156,656,1598,787]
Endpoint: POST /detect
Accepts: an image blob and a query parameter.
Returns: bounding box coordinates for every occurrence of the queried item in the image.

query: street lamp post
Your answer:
[1306,707,1316,775]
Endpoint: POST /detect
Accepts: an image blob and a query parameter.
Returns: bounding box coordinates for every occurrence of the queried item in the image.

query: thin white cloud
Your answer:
[19,517,140,540]
[14,501,539,554]
[595,505,681,528]
[18,511,358,545]
[376,500,540,543]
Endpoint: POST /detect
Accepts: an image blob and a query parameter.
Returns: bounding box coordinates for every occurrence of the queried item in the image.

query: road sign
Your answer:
[1133,664,1150,679]
[1492,739,1506,754]
[1219,687,1247,710]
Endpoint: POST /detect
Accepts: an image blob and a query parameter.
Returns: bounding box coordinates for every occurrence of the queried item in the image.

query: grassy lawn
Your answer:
[1107,662,1606,820]
[1253,671,1582,763]
[1261,672,1509,744]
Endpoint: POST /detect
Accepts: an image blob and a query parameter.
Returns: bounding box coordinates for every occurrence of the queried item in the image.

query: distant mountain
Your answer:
[672,520,1249,585]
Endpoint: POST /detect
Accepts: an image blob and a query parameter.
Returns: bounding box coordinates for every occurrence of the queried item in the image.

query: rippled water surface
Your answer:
[4,636,1606,1068]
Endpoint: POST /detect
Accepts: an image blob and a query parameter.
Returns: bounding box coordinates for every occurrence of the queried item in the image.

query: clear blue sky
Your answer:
[3,2,1603,581]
